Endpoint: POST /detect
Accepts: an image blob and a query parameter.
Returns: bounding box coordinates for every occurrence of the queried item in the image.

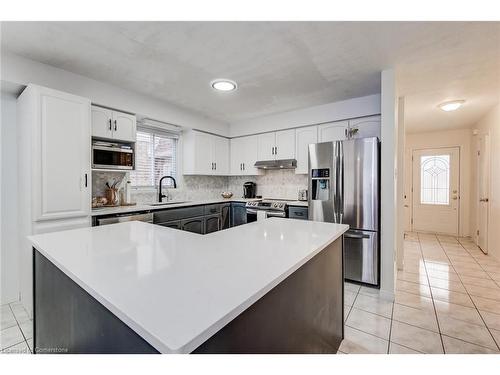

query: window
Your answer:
[420,155,450,205]
[130,128,178,188]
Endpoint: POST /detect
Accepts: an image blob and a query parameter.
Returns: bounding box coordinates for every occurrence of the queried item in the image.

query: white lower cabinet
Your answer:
[183,130,229,175]
[17,84,92,316]
[295,126,318,174]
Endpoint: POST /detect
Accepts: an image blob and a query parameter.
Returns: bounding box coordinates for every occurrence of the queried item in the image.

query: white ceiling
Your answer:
[1,21,499,132]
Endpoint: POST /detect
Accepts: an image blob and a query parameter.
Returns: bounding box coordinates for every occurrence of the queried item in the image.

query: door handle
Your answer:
[108,119,112,131]
[84,173,88,188]
[452,196,458,200]
[243,163,245,170]
[215,162,216,170]
[114,120,117,131]
[480,198,489,202]
[345,233,371,239]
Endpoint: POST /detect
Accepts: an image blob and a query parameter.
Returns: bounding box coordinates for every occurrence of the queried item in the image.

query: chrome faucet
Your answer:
[158,175,177,202]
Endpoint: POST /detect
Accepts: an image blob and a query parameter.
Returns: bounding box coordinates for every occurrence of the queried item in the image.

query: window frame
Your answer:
[130,127,179,190]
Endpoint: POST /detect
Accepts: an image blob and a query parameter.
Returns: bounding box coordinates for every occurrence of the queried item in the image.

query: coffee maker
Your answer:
[243,182,257,198]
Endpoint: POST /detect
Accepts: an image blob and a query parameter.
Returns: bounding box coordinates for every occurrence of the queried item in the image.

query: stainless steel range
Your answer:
[246,200,288,222]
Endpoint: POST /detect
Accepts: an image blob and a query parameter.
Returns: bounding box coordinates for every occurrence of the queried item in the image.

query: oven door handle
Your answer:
[246,208,258,215]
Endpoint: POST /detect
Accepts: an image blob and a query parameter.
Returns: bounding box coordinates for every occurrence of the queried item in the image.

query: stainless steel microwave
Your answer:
[92,141,134,170]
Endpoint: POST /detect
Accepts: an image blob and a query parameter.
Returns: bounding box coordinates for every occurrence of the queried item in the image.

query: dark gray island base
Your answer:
[33,238,343,354]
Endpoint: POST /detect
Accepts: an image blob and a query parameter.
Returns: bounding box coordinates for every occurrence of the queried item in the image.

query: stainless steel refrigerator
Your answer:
[308,137,380,286]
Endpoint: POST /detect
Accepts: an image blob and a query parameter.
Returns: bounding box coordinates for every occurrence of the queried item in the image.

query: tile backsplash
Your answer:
[92,169,307,204]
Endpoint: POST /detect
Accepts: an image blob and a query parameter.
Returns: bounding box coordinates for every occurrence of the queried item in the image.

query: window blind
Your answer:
[130,128,178,188]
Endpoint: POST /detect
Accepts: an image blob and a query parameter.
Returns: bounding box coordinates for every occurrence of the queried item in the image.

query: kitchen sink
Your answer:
[149,201,189,206]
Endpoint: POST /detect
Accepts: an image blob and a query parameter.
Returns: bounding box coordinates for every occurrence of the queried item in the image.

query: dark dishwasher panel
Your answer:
[344,229,379,286]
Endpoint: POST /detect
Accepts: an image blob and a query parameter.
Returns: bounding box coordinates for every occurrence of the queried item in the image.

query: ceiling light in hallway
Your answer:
[439,100,465,112]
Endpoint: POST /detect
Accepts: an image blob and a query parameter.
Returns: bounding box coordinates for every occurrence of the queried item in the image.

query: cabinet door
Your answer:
[204,214,220,234]
[158,220,181,230]
[230,203,247,227]
[318,121,348,142]
[257,132,276,161]
[213,136,229,175]
[349,115,381,139]
[242,135,261,175]
[275,129,295,159]
[221,204,230,229]
[35,87,91,221]
[112,111,136,143]
[181,216,204,234]
[295,126,318,174]
[91,106,113,140]
[195,132,214,175]
[230,137,245,175]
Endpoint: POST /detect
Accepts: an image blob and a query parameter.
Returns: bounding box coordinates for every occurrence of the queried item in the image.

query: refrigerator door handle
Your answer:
[344,233,371,239]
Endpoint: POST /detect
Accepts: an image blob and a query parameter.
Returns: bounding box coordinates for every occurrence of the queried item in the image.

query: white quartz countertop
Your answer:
[91,198,260,216]
[29,218,347,353]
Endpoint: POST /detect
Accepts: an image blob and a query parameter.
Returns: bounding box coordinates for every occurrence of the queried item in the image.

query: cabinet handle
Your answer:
[108,119,112,131]
[243,163,245,170]
[114,120,117,131]
[240,163,242,171]
[271,146,274,155]
[215,162,217,170]
[84,173,88,188]
[275,146,277,155]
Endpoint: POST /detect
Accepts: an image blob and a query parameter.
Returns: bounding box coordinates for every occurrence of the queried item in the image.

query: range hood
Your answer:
[254,159,297,170]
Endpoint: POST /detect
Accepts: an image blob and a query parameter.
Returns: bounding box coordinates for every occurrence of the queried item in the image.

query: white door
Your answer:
[477,134,490,253]
[35,88,91,221]
[91,105,113,139]
[112,111,136,142]
[257,132,276,161]
[230,137,245,175]
[275,129,295,159]
[412,147,460,235]
[318,121,348,142]
[213,136,229,175]
[295,126,318,174]
[349,116,381,139]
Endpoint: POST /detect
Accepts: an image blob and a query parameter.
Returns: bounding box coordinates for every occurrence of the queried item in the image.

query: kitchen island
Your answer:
[29,218,348,354]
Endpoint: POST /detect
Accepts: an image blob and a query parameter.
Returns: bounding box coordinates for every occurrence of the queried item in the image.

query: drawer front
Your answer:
[344,230,378,285]
[153,206,204,223]
[288,206,308,220]
[204,204,221,216]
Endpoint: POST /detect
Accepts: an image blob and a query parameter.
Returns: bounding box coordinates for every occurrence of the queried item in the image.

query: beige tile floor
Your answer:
[339,232,500,354]
[2,232,500,354]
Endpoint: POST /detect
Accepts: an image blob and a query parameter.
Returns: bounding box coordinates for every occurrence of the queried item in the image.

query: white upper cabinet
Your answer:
[257,132,276,161]
[230,135,261,175]
[275,129,295,159]
[91,105,136,143]
[295,126,318,174]
[213,136,229,175]
[318,121,349,142]
[183,130,230,175]
[112,111,137,142]
[19,85,91,221]
[257,129,296,161]
[348,115,381,139]
[91,106,113,139]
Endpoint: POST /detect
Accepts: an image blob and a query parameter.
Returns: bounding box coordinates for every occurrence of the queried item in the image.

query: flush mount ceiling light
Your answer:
[439,100,465,112]
[211,79,237,92]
